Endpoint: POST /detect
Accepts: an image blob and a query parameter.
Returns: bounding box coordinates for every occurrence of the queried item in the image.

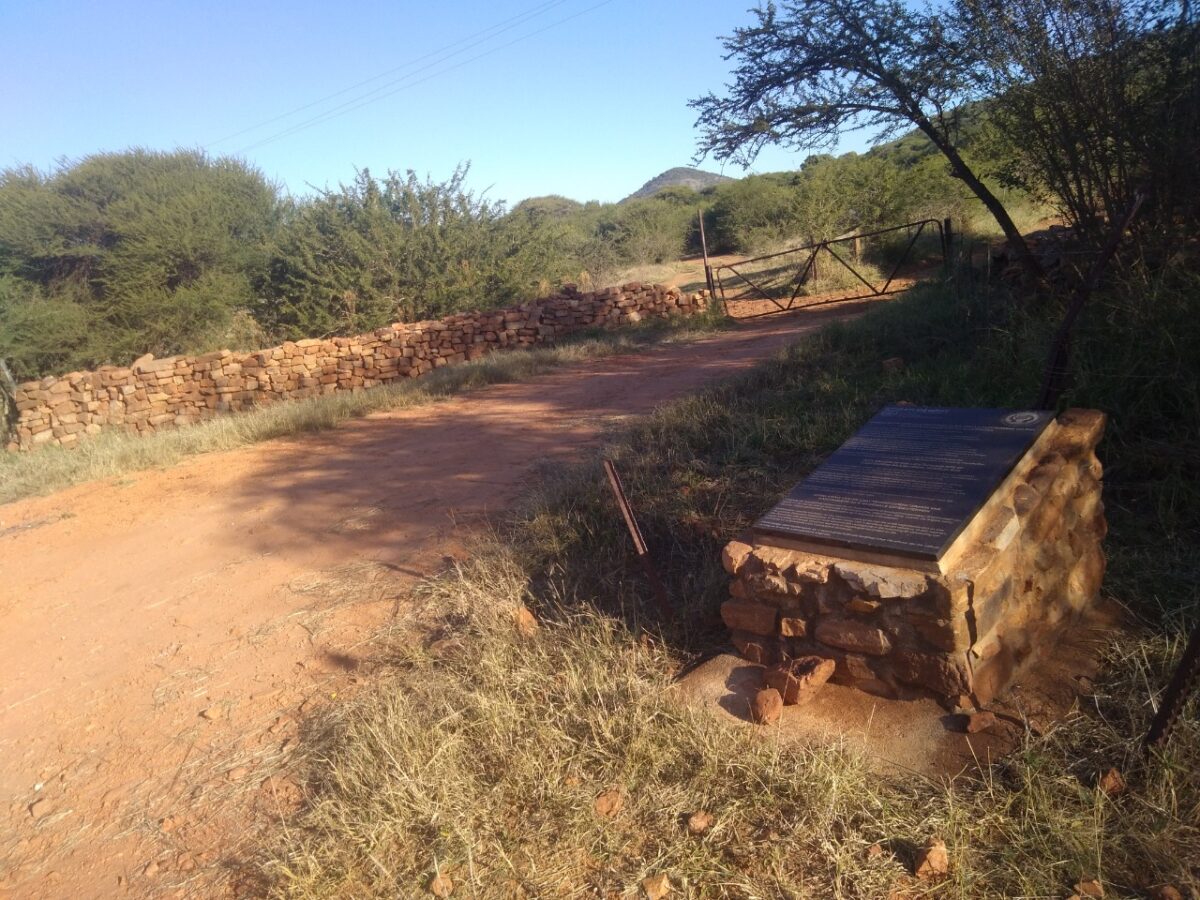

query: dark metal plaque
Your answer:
[754,406,1053,562]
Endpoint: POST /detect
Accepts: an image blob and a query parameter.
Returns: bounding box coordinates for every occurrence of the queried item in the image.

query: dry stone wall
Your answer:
[6,283,707,452]
[721,408,1107,707]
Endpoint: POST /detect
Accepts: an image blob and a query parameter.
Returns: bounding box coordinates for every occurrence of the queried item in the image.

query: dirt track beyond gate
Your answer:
[0,302,876,898]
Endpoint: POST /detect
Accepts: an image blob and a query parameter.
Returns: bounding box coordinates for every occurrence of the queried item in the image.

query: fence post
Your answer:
[942,218,953,270]
[698,209,715,298]
[0,358,18,449]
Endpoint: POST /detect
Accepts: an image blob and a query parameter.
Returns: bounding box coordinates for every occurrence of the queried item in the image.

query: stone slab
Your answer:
[753,405,1053,564]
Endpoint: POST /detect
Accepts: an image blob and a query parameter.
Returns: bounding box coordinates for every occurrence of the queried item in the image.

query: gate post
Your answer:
[698,209,716,298]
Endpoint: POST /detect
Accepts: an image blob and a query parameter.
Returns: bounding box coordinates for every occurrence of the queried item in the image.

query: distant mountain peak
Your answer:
[624,167,734,201]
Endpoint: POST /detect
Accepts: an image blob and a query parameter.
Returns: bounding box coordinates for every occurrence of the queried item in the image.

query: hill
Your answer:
[624,167,734,201]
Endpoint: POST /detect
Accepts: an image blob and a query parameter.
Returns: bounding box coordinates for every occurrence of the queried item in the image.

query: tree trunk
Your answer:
[0,357,18,446]
[916,120,1046,284]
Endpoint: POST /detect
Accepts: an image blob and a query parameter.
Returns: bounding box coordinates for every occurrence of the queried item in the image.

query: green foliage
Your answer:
[600,198,694,266]
[0,149,280,373]
[687,0,1042,273]
[0,142,1013,383]
[957,0,1199,236]
[706,173,802,252]
[704,151,978,255]
[0,276,91,381]
[0,146,998,384]
[692,0,1198,259]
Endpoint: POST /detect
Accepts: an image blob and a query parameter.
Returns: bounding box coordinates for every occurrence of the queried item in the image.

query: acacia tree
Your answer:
[690,0,1045,280]
[957,0,1198,238]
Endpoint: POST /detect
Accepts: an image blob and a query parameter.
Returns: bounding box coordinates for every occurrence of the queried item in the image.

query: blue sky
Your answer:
[0,0,871,204]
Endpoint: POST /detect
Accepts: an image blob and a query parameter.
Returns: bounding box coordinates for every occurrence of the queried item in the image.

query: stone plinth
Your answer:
[721,408,1106,706]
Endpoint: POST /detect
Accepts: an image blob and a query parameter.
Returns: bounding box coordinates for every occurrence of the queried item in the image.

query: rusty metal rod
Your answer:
[823,243,884,296]
[602,458,672,621]
[1144,619,1200,752]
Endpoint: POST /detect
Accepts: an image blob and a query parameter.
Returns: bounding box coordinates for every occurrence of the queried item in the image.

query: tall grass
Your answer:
[0,310,729,506]
[260,264,1200,897]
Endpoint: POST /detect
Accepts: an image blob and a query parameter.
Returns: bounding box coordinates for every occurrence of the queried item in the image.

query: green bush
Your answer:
[0,149,279,371]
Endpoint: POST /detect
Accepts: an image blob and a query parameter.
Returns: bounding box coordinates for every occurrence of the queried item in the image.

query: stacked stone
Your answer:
[720,408,1107,707]
[6,283,706,452]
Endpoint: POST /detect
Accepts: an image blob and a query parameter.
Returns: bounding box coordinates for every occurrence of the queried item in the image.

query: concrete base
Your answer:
[678,599,1121,778]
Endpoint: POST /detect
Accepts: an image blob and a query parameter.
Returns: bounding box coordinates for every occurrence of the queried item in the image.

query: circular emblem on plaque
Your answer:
[1004,411,1040,426]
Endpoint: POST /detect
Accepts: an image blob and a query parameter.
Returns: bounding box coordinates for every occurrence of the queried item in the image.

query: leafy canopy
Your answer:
[691,0,977,162]
[690,0,1042,276]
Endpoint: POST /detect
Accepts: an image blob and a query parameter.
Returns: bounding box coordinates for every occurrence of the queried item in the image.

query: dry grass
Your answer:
[259,271,1200,897]
[0,311,728,506]
[261,544,1198,898]
[264,552,896,897]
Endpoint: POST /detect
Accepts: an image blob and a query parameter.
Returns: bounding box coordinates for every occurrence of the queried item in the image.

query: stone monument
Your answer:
[721,406,1107,706]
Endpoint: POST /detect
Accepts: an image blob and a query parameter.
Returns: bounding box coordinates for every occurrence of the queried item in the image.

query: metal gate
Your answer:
[714,219,948,319]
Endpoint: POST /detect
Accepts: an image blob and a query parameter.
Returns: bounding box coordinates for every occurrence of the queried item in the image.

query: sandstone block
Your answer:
[731,632,774,666]
[891,649,969,696]
[834,561,927,599]
[815,619,891,656]
[721,538,754,575]
[763,655,835,705]
[720,600,777,636]
[779,616,807,637]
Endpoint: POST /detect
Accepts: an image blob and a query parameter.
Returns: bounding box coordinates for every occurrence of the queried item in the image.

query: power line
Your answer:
[205,0,574,149]
[234,0,619,155]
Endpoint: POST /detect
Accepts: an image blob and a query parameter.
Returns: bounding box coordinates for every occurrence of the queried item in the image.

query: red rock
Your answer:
[514,605,539,637]
[833,562,927,599]
[913,837,949,879]
[1097,767,1126,796]
[762,656,835,705]
[429,872,454,897]
[686,810,714,835]
[731,632,774,665]
[892,649,970,697]
[815,618,891,656]
[1073,876,1104,897]
[642,873,671,898]
[779,616,807,637]
[721,540,754,575]
[1149,886,1183,900]
[847,598,881,614]
[720,600,777,636]
[750,688,783,725]
[593,789,624,819]
[963,710,996,733]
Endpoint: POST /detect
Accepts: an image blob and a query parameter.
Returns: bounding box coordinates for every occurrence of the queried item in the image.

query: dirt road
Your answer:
[0,303,874,898]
